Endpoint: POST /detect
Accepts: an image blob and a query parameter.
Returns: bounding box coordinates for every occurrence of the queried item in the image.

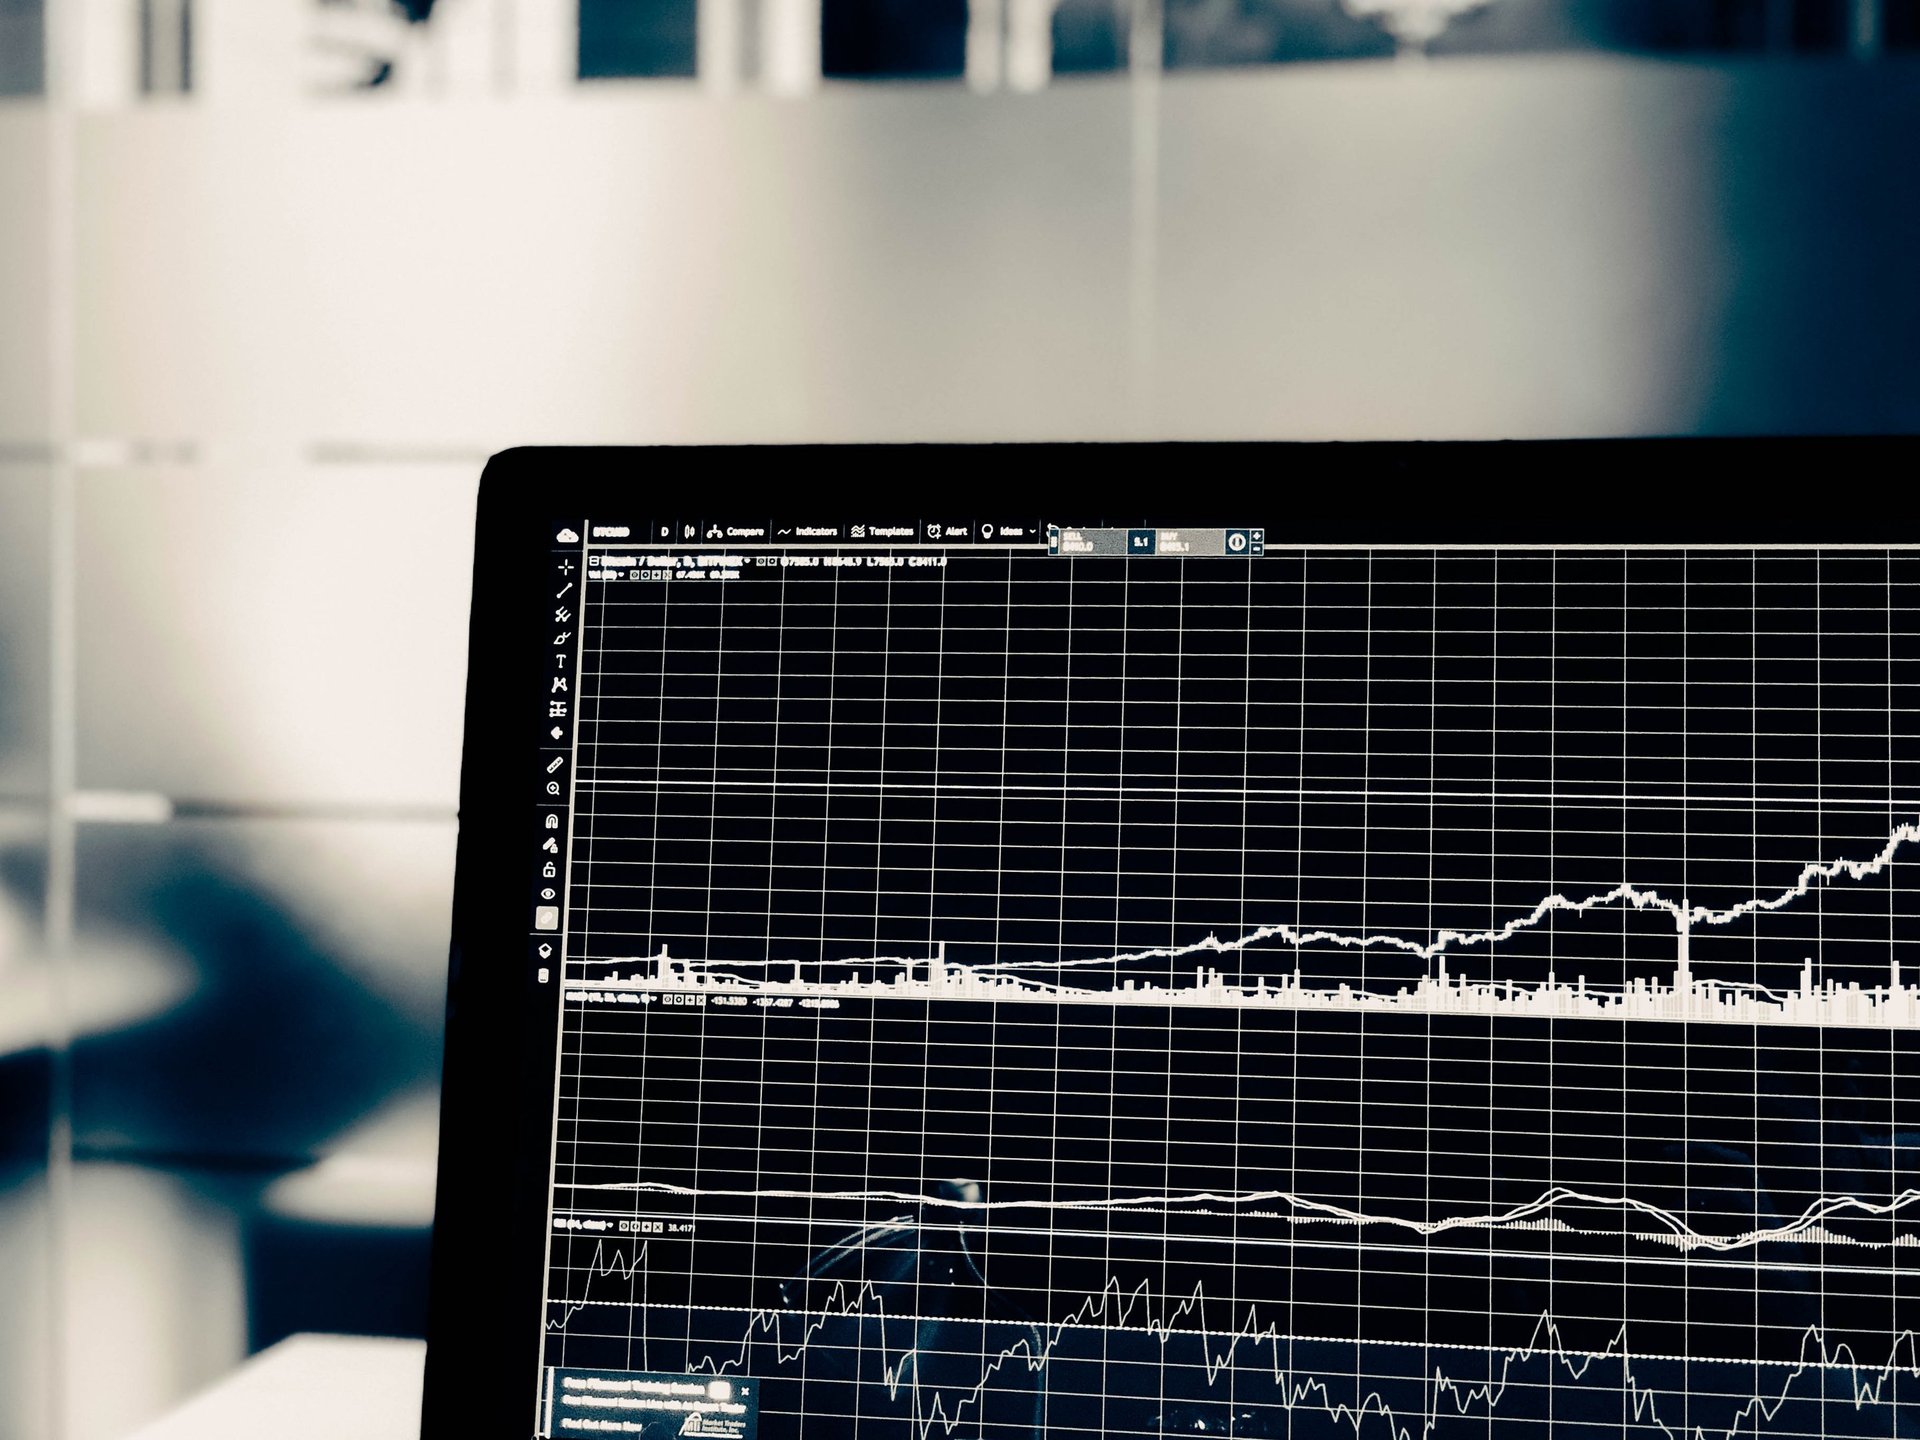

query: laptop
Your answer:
[424,444,1920,1439]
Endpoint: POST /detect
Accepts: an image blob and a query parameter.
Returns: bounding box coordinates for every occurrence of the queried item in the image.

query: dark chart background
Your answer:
[538,547,1920,1439]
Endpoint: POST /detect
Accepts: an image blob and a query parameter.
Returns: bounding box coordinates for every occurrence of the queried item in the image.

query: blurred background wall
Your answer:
[1,2,1918,1437]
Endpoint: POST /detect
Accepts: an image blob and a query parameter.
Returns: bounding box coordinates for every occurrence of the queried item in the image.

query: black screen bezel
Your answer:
[421,439,1909,1437]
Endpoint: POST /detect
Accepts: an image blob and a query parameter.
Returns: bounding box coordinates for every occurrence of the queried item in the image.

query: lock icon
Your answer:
[542,861,556,878]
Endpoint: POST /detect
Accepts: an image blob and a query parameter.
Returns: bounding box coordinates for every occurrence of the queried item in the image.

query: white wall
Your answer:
[5,59,1919,459]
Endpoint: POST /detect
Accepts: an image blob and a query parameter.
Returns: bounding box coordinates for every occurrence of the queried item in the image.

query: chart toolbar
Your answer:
[546,519,1267,554]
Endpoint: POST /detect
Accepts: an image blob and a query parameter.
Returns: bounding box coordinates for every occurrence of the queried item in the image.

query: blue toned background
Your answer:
[2,2,1918,1436]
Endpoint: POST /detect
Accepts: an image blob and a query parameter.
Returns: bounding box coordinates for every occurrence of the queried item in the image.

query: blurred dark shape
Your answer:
[316,0,437,24]
[310,0,411,88]
[0,845,49,1175]
[1432,0,1847,53]
[579,0,698,77]
[1165,0,1393,66]
[71,833,436,1162]
[341,0,1920,75]
[139,0,193,94]
[0,1053,50,1181]
[35,825,446,1360]
[1153,0,1920,66]
[1695,60,1920,432]
[824,0,967,76]
[0,0,42,95]
[1052,0,1128,70]
[247,1219,430,1349]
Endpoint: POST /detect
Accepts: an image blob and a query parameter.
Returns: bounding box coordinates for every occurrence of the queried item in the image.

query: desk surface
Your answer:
[130,1334,424,1440]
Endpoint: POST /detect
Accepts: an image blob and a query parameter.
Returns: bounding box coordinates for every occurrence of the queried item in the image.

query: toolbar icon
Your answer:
[545,813,560,829]
[549,725,564,739]
[546,756,565,774]
[537,943,552,959]
[556,528,579,544]
[542,836,559,853]
[534,906,559,930]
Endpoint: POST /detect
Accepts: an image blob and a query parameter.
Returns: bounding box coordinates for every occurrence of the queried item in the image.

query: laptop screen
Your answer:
[471,492,1920,1440]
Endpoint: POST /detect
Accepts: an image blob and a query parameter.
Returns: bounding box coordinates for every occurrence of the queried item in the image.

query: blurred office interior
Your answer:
[1,1,1918,1436]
